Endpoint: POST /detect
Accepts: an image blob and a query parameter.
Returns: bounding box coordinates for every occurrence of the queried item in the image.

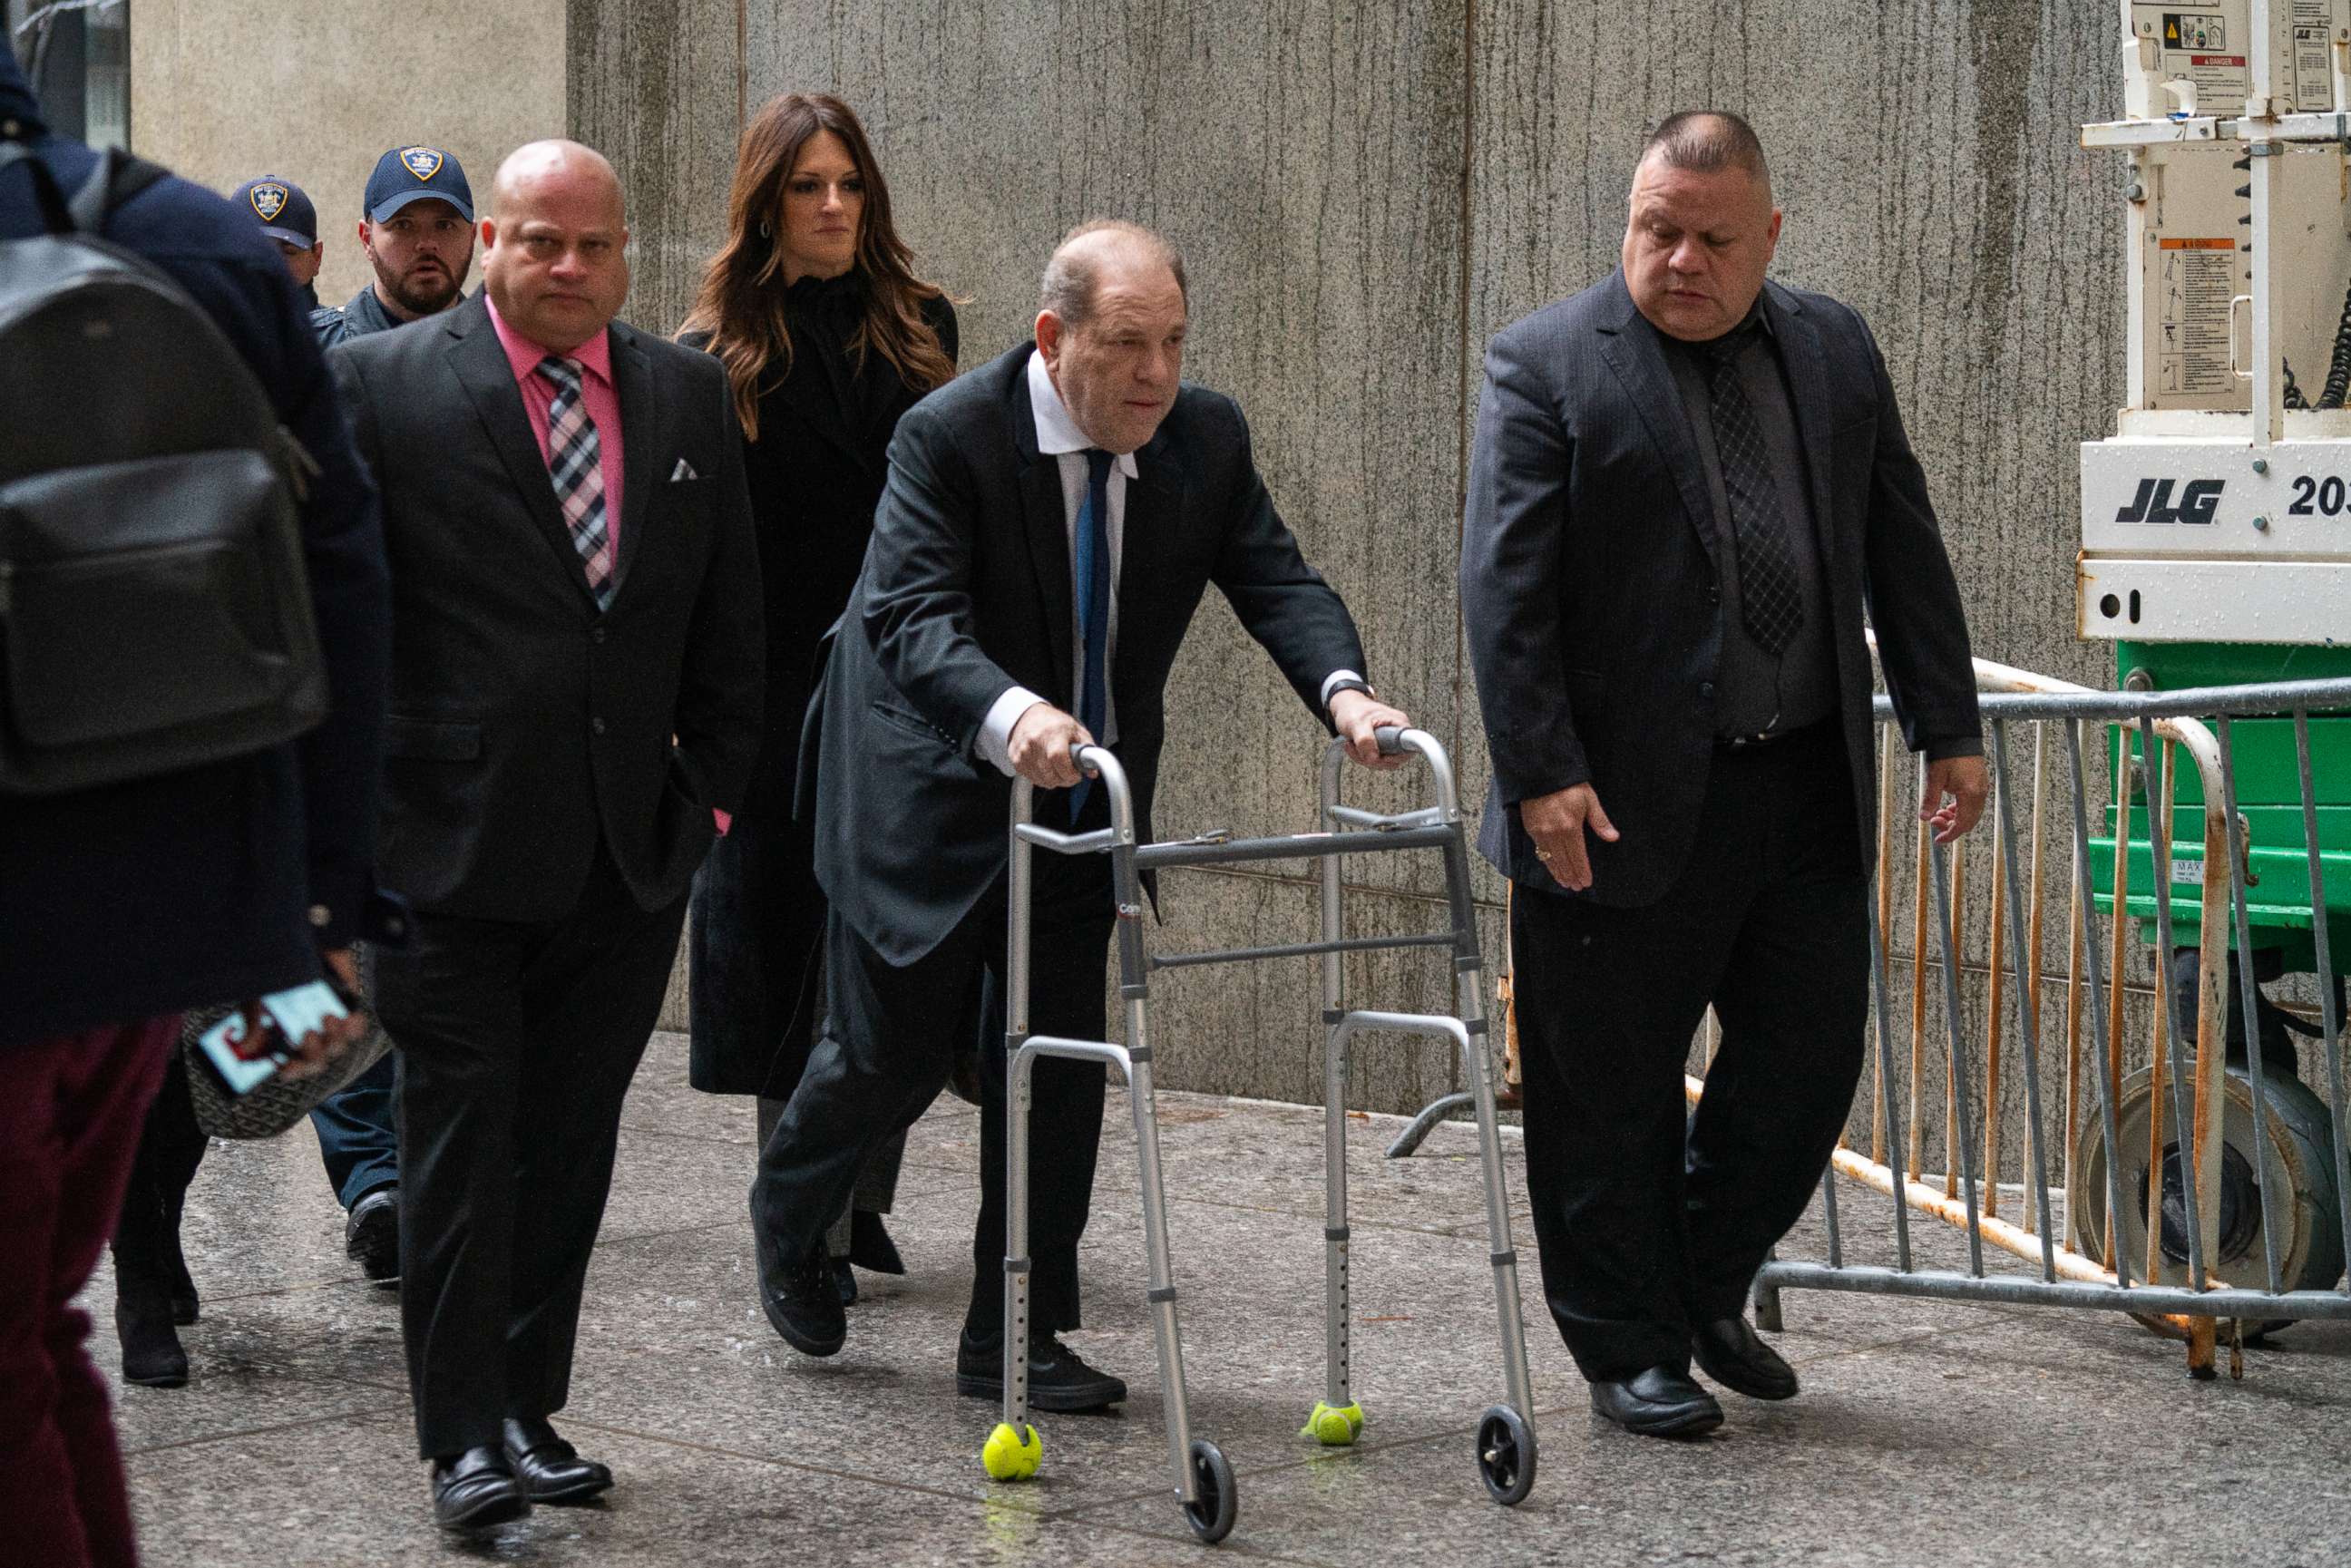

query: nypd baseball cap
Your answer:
[363,145,474,223]
[232,176,317,247]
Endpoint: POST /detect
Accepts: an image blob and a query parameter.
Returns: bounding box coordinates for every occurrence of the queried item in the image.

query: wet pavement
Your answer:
[94,1031,2351,1566]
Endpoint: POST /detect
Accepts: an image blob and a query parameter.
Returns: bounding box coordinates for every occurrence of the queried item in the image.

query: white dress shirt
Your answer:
[975,349,1362,774]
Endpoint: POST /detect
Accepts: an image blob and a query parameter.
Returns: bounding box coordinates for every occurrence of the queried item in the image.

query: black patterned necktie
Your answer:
[535,355,614,609]
[1701,332,1803,655]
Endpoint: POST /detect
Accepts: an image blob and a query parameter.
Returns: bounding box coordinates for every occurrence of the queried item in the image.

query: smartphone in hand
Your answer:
[191,979,351,1097]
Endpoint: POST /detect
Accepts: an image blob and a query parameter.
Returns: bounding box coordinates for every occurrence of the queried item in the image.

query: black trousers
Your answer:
[753,792,1114,1340]
[1513,721,1868,1382]
[375,844,687,1459]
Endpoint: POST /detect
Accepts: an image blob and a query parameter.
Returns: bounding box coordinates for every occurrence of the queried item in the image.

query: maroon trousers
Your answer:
[0,1016,178,1568]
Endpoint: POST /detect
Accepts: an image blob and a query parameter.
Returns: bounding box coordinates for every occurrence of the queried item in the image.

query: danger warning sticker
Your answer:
[2157,238,2239,396]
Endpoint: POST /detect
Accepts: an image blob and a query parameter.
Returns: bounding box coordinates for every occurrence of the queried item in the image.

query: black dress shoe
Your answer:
[955,1329,1127,1412]
[848,1210,906,1275]
[752,1208,845,1357]
[1692,1315,1800,1400]
[1588,1366,1723,1437]
[346,1185,400,1283]
[501,1417,612,1505]
[431,1445,528,1531]
[833,1253,858,1307]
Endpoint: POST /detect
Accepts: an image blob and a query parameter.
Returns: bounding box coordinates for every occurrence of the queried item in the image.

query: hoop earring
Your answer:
[757,219,772,239]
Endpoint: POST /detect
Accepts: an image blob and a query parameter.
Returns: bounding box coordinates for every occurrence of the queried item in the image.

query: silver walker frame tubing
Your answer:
[1316,732,1536,1425]
[1000,726,1538,1510]
[1318,744,1352,1417]
[1004,750,1200,1506]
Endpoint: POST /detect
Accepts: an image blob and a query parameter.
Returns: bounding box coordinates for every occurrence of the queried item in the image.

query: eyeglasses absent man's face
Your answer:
[1621,157,1781,344]
[482,170,630,355]
[1039,259,1187,459]
[361,199,475,318]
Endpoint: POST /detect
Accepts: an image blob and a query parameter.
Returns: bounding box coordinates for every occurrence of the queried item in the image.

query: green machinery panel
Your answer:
[2085,643,2351,970]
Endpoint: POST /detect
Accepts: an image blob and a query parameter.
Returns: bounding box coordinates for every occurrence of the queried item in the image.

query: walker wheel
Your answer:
[1475,1404,1536,1505]
[981,1420,1043,1481]
[1300,1399,1366,1446]
[1181,1437,1237,1544]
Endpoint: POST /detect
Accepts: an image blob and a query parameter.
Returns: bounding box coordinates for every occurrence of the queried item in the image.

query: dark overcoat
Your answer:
[686,278,957,1095]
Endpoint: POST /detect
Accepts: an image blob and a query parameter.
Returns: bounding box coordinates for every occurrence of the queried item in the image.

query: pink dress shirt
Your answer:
[485,296,626,560]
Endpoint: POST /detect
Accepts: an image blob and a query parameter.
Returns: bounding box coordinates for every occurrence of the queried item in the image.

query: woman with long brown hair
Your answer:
[678,93,958,1307]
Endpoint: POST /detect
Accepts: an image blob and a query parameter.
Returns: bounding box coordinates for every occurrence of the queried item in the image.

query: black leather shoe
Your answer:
[501,1417,612,1505]
[346,1185,400,1283]
[848,1210,906,1275]
[431,1445,528,1531]
[753,1208,845,1357]
[956,1329,1127,1412]
[833,1253,857,1307]
[1692,1315,1800,1400]
[1588,1366,1723,1437]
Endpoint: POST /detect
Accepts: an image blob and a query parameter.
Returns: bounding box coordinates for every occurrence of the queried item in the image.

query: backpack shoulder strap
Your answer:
[0,139,74,234]
[66,148,169,232]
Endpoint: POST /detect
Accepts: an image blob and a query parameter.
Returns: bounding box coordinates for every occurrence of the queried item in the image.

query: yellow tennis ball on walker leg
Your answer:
[1301,1400,1364,1446]
[982,1421,1043,1480]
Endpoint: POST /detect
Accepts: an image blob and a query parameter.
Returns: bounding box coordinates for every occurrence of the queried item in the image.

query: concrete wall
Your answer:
[576,0,2132,1118]
[131,0,567,308]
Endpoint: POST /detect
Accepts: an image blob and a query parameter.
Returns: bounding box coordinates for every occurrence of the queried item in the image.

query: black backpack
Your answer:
[0,141,326,794]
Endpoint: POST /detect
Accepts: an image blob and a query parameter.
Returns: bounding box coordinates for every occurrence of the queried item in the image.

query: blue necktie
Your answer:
[1069,449,1113,822]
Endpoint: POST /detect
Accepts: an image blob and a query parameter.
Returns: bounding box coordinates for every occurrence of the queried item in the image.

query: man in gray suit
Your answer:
[1461,111,1987,1437]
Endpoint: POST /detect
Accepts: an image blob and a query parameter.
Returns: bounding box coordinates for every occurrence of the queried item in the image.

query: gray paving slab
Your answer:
[89,1030,2351,1566]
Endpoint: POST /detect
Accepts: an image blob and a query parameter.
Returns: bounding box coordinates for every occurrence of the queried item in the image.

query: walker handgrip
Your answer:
[1374,726,1409,756]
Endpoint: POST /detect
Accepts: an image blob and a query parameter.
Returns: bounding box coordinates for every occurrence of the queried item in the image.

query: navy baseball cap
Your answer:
[363,145,474,223]
[232,176,317,247]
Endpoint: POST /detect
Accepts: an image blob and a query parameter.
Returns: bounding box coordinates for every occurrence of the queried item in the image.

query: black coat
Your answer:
[1461,270,1981,906]
[805,342,1368,968]
[327,291,766,922]
[0,41,393,1047]
[685,278,957,1095]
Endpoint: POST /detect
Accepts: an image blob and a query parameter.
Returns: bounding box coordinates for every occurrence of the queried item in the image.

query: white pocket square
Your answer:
[669,458,699,482]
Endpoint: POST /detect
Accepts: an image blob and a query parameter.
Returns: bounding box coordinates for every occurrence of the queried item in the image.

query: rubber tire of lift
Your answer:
[1182,1438,1237,1544]
[2068,1057,2345,1339]
[1476,1404,1537,1506]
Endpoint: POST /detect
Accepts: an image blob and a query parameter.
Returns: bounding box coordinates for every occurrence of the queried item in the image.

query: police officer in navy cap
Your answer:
[312,143,474,346]
[231,173,325,308]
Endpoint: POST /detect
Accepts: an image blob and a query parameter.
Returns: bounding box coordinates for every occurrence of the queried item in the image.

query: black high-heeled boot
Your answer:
[162,1186,199,1326]
[112,1190,189,1388]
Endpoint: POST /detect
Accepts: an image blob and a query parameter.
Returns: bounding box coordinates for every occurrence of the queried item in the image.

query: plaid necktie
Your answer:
[1700,332,1802,656]
[535,355,614,609]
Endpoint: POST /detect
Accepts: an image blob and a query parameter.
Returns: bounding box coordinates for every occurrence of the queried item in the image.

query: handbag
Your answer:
[179,987,392,1141]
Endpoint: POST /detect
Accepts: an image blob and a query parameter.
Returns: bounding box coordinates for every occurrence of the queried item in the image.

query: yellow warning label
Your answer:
[2159,238,2237,250]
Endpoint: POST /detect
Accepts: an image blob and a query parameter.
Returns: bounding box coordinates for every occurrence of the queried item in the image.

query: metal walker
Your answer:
[983,726,1537,1545]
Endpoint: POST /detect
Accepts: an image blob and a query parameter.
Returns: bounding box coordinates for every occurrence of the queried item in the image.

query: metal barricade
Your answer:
[1757,667,2351,1377]
[984,727,1536,1545]
[1387,662,2351,1378]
